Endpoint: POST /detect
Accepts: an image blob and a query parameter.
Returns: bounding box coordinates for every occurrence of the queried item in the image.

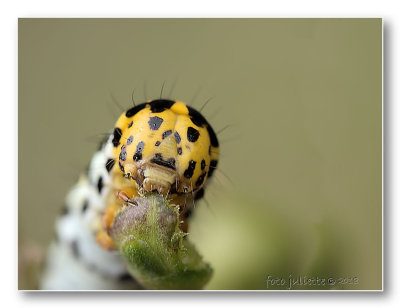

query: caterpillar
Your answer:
[40,99,219,290]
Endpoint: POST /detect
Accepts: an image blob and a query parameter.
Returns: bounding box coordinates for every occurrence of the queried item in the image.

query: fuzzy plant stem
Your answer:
[110,193,213,290]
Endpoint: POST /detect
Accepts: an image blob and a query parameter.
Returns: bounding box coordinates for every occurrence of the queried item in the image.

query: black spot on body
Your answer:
[208,160,218,177]
[149,99,174,113]
[155,141,161,146]
[126,103,146,118]
[106,159,115,173]
[162,130,172,139]
[187,127,200,142]
[112,128,122,147]
[148,116,164,130]
[195,172,207,187]
[128,121,133,128]
[177,147,182,155]
[119,145,127,161]
[151,153,176,170]
[133,141,145,161]
[184,160,196,179]
[201,159,206,170]
[127,135,133,145]
[174,131,181,144]
[118,273,132,281]
[61,204,69,216]
[97,176,103,193]
[71,240,79,258]
[82,200,89,213]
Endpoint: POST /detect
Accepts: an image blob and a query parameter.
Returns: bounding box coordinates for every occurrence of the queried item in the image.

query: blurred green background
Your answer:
[18,18,382,290]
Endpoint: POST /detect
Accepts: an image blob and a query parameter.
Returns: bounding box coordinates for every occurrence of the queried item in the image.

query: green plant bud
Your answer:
[110,193,212,290]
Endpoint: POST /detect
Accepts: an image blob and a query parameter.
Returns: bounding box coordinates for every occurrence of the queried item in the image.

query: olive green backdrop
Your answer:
[19,18,382,290]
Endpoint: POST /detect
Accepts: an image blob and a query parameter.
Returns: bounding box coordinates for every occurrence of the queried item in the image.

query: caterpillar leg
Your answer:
[103,203,121,233]
[96,188,137,250]
[95,203,121,250]
[96,229,116,250]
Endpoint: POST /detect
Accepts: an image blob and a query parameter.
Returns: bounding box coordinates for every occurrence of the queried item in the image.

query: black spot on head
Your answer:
[128,121,133,128]
[187,106,219,146]
[177,147,182,155]
[168,158,176,167]
[195,172,207,187]
[184,160,196,179]
[195,188,204,200]
[133,141,145,161]
[174,131,181,144]
[148,116,164,130]
[112,128,122,147]
[149,99,174,113]
[127,135,133,145]
[105,159,115,173]
[201,159,206,170]
[97,176,104,193]
[208,160,218,178]
[82,200,89,213]
[207,125,219,147]
[155,140,161,146]
[187,106,207,127]
[162,130,172,139]
[126,103,146,118]
[118,161,125,172]
[151,153,176,170]
[187,127,200,142]
[119,145,127,162]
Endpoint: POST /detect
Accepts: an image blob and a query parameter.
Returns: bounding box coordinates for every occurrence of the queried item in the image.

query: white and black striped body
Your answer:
[40,135,141,290]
